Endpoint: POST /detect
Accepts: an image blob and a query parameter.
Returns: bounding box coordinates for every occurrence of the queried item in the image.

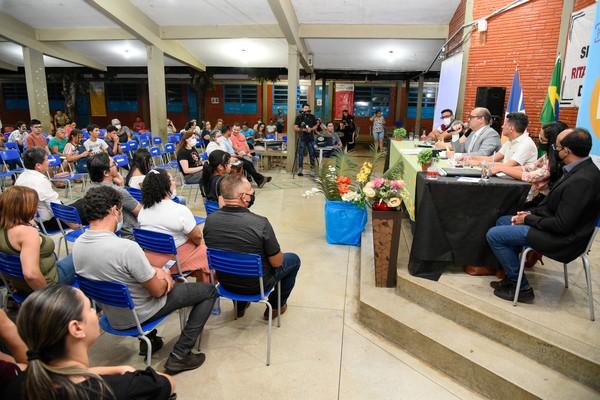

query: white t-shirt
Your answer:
[266,124,277,134]
[128,175,145,189]
[83,138,108,155]
[500,133,538,166]
[138,200,197,247]
[205,141,227,156]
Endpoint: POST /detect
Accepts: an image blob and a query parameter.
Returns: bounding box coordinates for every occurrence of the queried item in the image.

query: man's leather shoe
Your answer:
[297,171,304,177]
[494,286,535,303]
[263,304,287,320]
[164,352,206,373]
[236,302,250,318]
[490,277,513,290]
[464,265,496,276]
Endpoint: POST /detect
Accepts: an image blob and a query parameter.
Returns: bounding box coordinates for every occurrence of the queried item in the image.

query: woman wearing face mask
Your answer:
[205,130,227,156]
[0,186,76,294]
[138,169,210,282]
[176,131,203,185]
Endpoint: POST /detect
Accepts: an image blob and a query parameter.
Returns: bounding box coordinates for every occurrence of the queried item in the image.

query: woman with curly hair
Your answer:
[138,169,210,282]
[3,285,175,400]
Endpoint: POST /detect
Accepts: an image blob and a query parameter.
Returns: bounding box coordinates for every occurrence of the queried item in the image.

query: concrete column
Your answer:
[456,0,474,119]
[415,75,425,135]
[22,47,51,132]
[557,0,575,58]
[310,72,316,112]
[286,44,299,172]
[395,81,402,123]
[326,80,333,121]
[146,45,167,139]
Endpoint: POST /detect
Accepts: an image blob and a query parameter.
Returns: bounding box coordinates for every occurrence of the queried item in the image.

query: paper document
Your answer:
[401,149,422,155]
[456,177,481,183]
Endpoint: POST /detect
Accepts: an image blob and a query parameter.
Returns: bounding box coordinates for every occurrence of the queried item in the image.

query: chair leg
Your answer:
[563,263,569,288]
[277,281,281,328]
[139,335,152,367]
[582,255,595,321]
[513,248,532,306]
[265,301,272,366]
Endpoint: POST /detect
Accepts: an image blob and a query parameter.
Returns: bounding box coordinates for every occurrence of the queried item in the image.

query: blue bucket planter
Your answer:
[324,199,368,246]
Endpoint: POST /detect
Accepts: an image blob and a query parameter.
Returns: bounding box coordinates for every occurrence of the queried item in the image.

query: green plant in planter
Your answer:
[416,148,433,166]
[392,127,407,139]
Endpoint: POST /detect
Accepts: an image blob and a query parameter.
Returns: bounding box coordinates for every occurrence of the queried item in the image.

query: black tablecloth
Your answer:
[408,173,531,280]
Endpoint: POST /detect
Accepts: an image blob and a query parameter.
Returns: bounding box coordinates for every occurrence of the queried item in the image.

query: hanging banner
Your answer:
[334,83,354,120]
[89,81,107,117]
[576,3,600,156]
[561,3,596,108]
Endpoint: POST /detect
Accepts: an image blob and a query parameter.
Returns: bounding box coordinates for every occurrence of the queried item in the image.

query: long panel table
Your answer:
[389,140,531,280]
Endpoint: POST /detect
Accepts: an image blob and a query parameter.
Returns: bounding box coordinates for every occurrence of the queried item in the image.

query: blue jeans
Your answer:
[147,282,218,357]
[297,140,315,171]
[56,254,75,285]
[486,216,531,288]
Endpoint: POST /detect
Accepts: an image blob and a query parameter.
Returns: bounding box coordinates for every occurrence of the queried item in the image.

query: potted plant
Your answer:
[392,121,407,141]
[417,148,434,172]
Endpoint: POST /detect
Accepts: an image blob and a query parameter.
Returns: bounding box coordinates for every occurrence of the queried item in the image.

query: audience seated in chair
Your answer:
[3,285,175,399]
[222,124,271,188]
[201,150,230,206]
[73,186,218,373]
[63,129,90,174]
[175,130,204,185]
[203,174,300,320]
[0,186,75,294]
[138,169,210,282]
[205,130,227,156]
[125,148,152,189]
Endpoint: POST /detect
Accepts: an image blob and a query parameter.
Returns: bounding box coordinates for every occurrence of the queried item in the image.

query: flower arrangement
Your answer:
[303,145,407,210]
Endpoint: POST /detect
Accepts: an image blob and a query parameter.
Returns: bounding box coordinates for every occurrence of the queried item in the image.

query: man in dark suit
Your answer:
[486,128,600,302]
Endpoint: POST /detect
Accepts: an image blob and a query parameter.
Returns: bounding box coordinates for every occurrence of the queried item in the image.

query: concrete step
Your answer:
[357,217,600,399]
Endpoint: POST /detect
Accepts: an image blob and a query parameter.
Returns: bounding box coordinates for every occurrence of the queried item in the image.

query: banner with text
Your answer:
[89,81,107,117]
[334,84,354,120]
[561,3,596,108]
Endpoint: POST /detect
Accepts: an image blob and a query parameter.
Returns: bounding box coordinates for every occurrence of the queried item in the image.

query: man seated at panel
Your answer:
[73,185,218,373]
[463,112,537,167]
[448,108,501,157]
[87,153,141,239]
[486,128,600,302]
[203,174,301,320]
[427,108,455,141]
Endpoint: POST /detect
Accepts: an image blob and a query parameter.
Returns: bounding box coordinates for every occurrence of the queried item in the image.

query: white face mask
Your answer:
[171,189,177,199]
[188,138,197,147]
[216,136,223,144]
[115,124,121,130]
[443,117,452,126]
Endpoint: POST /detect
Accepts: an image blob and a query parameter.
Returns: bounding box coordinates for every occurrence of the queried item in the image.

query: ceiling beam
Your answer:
[267,0,313,73]
[83,0,205,71]
[160,25,284,40]
[0,12,107,71]
[37,28,135,41]
[0,59,18,71]
[300,24,449,39]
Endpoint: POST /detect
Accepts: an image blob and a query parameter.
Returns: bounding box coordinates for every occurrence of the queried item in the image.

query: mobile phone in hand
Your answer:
[162,260,176,270]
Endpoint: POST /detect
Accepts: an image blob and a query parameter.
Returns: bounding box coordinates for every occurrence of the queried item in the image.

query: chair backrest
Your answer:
[128,140,139,150]
[206,248,265,295]
[139,133,152,141]
[5,142,18,150]
[164,143,176,154]
[1,149,21,162]
[149,146,162,158]
[113,154,129,167]
[266,134,276,140]
[199,152,208,161]
[133,228,178,255]
[204,200,219,215]
[125,186,143,203]
[47,154,63,168]
[140,139,150,148]
[75,274,135,309]
[120,142,131,152]
[583,216,600,254]
[152,137,163,145]
[0,251,24,279]
[50,203,83,226]
[282,135,287,143]
[172,196,181,204]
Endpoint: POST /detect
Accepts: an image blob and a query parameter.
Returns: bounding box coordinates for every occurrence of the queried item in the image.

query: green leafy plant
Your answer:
[393,127,407,138]
[416,148,433,166]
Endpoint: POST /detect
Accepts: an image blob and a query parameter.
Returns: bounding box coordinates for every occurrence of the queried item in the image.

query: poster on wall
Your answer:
[334,84,354,120]
[561,3,596,108]
[89,81,107,117]
[575,3,600,156]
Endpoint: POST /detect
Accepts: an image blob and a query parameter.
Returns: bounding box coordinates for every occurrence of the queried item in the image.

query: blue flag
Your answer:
[506,69,525,114]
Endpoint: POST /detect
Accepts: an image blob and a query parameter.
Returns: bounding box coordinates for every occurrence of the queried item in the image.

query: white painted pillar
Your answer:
[146,45,167,139]
[23,47,51,132]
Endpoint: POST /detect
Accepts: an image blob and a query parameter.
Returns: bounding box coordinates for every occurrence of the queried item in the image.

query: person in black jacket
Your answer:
[486,127,600,302]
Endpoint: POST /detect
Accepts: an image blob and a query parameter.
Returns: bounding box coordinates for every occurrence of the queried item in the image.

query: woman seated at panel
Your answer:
[176,130,203,185]
[4,285,175,400]
[253,122,268,150]
[138,169,210,282]
[0,186,75,294]
[200,150,231,206]
[63,129,90,173]
[125,148,151,189]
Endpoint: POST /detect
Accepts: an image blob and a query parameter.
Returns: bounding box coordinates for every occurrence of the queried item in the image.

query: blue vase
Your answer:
[324,199,368,246]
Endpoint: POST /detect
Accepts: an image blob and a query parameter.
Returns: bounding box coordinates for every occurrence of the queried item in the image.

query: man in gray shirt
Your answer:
[73,185,218,373]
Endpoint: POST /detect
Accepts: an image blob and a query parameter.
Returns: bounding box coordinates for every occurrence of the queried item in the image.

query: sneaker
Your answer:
[493,286,535,303]
[489,277,513,290]
[297,171,303,177]
[263,303,287,320]
[258,176,272,188]
[139,329,164,356]
[164,352,206,373]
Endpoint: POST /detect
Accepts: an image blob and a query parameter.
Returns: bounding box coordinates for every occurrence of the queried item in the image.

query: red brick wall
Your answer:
[447,0,467,57]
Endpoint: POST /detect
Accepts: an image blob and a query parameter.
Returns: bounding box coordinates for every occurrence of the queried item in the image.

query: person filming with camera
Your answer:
[294,103,318,176]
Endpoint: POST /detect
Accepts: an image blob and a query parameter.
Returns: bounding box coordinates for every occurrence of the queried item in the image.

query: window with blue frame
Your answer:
[407,84,438,119]
[166,84,183,113]
[106,83,139,112]
[224,84,258,114]
[271,85,308,115]
[2,82,28,110]
[47,83,64,112]
[353,86,391,117]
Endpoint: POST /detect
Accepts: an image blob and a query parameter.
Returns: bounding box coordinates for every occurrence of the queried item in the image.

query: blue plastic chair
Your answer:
[0,251,30,309]
[74,274,172,367]
[163,143,179,168]
[152,136,164,150]
[47,154,85,198]
[4,142,18,150]
[514,216,600,321]
[139,139,150,149]
[206,248,281,366]
[132,228,187,280]
[149,146,172,170]
[125,186,143,203]
[204,200,219,215]
[113,154,130,172]
[49,203,87,256]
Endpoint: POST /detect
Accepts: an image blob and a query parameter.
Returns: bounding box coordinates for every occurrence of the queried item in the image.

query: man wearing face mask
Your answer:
[8,120,27,152]
[74,185,218,373]
[428,109,455,141]
[294,103,318,176]
[486,128,600,302]
[203,174,301,320]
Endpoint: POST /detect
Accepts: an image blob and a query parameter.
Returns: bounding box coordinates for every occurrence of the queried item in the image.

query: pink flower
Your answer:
[391,180,405,189]
[372,177,385,188]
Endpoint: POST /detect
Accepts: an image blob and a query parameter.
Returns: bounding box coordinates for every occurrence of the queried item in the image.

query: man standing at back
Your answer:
[486,128,600,302]
[203,174,301,320]
[294,103,318,176]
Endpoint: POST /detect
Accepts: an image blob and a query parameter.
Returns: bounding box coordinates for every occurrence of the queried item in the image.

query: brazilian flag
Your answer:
[540,56,561,125]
